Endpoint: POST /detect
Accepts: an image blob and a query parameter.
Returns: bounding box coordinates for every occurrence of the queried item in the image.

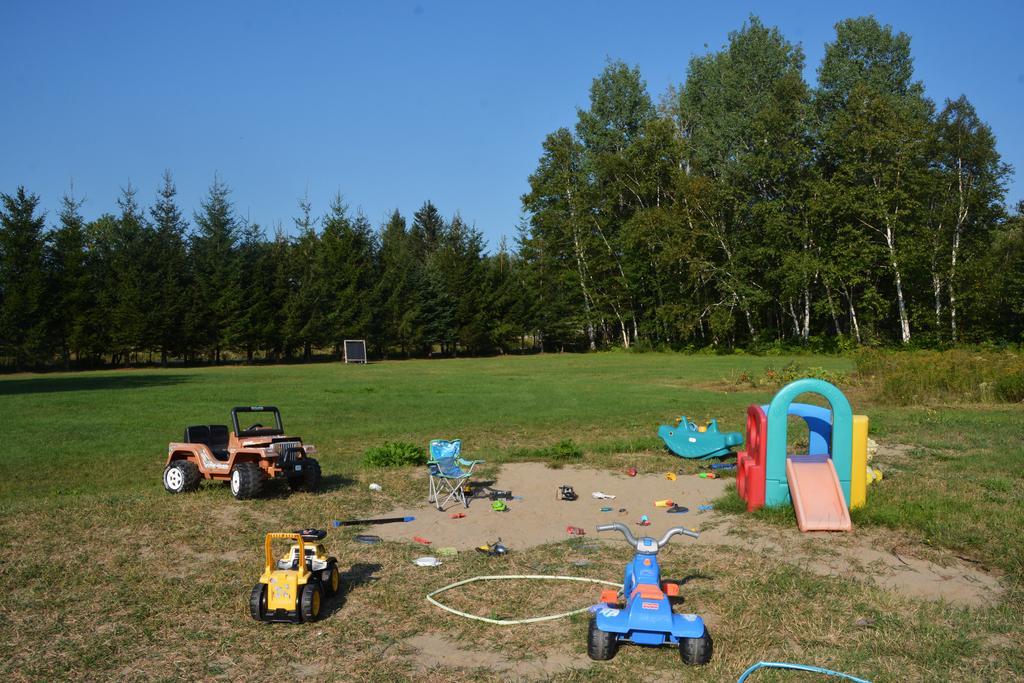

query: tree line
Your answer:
[1,15,1022,370]
[0,173,532,369]
[521,15,1021,351]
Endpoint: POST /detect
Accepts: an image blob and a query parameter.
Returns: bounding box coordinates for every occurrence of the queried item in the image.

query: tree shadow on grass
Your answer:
[320,562,382,619]
[0,373,190,395]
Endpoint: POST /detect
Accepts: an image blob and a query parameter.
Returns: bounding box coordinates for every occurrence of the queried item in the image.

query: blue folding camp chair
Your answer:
[427,439,485,511]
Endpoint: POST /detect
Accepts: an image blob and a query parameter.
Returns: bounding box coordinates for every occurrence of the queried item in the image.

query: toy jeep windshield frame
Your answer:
[232,406,285,438]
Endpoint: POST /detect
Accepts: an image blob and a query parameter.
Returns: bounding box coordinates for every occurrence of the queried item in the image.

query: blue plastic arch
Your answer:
[764,379,853,508]
[759,403,833,456]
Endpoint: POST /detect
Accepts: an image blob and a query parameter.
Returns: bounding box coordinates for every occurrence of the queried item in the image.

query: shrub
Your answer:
[995,370,1024,403]
[362,441,427,468]
[733,362,851,390]
[544,439,583,460]
[854,349,1024,405]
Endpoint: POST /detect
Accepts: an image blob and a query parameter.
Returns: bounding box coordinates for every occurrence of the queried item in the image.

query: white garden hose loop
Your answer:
[426,574,622,625]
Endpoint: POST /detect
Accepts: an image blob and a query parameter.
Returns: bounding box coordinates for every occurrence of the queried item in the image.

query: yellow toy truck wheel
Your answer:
[249,583,268,622]
[320,563,340,597]
[300,582,322,622]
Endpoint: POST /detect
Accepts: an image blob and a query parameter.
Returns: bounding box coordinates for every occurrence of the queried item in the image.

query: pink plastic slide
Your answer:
[786,455,852,532]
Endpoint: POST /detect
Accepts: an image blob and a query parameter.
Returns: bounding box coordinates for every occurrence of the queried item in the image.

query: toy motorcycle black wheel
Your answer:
[679,628,713,665]
[587,617,619,660]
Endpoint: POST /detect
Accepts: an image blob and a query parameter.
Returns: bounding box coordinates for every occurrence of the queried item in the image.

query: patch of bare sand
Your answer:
[401,633,582,680]
[375,462,1001,608]
[375,462,726,550]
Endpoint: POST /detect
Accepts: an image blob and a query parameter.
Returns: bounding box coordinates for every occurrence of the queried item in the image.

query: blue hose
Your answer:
[737,661,872,683]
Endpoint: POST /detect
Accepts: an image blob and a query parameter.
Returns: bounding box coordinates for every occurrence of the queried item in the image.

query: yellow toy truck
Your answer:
[249,529,340,623]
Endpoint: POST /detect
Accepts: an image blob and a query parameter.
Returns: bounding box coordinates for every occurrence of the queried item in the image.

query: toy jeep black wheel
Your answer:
[320,560,340,596]
[249,583,268,622]
[587,617,619,660]
[230,462,265,500]
[300,581,322,622]
[288,457,321,492]
[679,628,713,665]
[163,460,200,494]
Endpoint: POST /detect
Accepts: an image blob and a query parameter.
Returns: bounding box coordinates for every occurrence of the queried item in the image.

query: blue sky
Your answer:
[2,1,1021,249]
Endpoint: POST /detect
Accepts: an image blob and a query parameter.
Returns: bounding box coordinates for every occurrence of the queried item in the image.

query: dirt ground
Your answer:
[375,462,1001,608]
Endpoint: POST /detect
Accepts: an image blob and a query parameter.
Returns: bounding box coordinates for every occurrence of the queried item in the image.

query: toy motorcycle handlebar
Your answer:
[597,522,639,545]
[657,526,699,546]
[597,522,699,548]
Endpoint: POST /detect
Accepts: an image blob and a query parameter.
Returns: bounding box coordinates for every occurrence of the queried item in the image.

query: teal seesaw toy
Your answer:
[658,417,742,459]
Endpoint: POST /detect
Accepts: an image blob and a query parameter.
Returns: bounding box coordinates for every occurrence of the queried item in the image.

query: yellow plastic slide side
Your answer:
[850,415,869,509]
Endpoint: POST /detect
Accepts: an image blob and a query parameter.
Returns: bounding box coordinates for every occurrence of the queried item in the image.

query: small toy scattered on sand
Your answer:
[476,539,509,556]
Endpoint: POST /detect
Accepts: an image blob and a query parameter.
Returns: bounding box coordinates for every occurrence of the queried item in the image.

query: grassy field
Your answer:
[1,352,1021,681]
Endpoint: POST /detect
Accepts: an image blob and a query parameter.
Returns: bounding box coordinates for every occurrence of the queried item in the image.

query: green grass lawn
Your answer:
[1,352,1021,681]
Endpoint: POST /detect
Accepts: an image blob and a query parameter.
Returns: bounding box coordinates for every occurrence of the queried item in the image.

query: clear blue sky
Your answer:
[2,1,1021,249]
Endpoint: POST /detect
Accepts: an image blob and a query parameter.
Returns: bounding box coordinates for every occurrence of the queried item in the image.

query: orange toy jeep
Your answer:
[162,406,321,499]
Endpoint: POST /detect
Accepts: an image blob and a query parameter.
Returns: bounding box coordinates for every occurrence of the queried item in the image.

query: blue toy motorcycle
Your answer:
[588,522,712,665]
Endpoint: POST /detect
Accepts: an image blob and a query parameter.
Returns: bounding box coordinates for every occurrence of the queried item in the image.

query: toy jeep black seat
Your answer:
[184,425,230,459]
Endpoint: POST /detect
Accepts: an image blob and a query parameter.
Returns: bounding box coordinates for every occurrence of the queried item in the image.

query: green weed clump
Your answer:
[733,361,850,389]
[544,438,583,460]
[994,370,1024,403]
[362,441,427,467]
[855,349,1024,405]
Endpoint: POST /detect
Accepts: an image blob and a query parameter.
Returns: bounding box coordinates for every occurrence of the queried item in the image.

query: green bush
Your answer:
[854,349,1024,405]
[362,441,427,467]
[995,370,1024,403]
[733,361,850,390]
[544,439,583,460]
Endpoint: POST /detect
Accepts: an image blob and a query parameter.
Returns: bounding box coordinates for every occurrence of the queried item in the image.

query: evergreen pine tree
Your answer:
[148,171,190,365]
[191,175,240,361]
[46,192,91,368]
[0,187,48,367]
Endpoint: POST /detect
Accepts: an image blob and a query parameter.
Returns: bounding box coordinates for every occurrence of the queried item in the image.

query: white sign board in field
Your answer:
[344,339,367,364]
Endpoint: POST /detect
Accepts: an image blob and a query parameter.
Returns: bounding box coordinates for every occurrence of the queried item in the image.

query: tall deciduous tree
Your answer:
[817,16,932,344]
[678,17,814,344]
[927,96,1010,340]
